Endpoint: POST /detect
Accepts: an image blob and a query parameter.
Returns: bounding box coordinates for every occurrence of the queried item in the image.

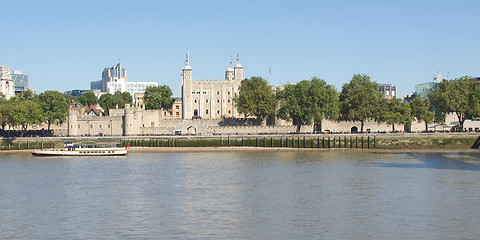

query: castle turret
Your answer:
[234,54,243,82]
[67,109,78,136]
[182,52,193,119]
[225,57,234,81]
[124,107,136,136]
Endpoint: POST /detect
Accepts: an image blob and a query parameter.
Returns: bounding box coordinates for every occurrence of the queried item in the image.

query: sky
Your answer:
[2,0,479,98]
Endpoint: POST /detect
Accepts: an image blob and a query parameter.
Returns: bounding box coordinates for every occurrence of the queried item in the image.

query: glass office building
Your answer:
[11,70,28,95]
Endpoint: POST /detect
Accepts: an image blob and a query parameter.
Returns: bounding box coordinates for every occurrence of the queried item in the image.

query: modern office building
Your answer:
[90,80,101,90]
[11,70,28,95]
[0,65,15,99]
[378,84,397,99]
[95,63,158,98]
[414,73,444,99]
[415,82,437,99]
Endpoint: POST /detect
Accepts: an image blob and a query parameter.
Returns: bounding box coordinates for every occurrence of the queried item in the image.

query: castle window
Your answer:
[203,91,206,94]
[217,110,220,114]
[228,91,231,95]
[197,91,200,94]
[194,99,197,103]
[228,99,231,103]
[206,99,209,103]
[108,124,110,128]
[217,99,220,103]
[217,91,219,95]
[192,91,195,94]
[206,109,209,114]
[228,110,231,114]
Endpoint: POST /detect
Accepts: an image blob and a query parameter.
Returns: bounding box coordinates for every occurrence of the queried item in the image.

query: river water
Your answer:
[1,150,480,239]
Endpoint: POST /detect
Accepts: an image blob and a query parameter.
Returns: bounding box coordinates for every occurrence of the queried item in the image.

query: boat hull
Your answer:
[32,148,128,157]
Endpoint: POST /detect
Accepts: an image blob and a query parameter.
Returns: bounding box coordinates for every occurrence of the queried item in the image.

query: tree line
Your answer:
[1,75,477,135]
[0,90,69,134]
[236,74,480,132]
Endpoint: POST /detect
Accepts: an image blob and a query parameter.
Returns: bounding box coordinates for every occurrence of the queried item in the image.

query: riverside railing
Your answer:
[120,136,376,149]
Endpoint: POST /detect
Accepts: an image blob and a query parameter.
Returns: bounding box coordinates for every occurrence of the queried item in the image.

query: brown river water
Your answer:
[1,150,479,239]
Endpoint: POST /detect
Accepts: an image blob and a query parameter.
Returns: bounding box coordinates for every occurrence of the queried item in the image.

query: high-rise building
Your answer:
[378,84,397,99]
[414,73,444,99]
[0,65,15,99]
[97,63,158,98]
[11,70,29,95]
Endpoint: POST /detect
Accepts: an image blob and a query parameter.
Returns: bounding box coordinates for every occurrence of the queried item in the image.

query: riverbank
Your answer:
[0,133,479,151]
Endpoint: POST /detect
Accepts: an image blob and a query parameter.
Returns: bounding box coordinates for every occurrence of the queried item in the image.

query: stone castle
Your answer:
[182,52,243,119]
[45,54,464,136]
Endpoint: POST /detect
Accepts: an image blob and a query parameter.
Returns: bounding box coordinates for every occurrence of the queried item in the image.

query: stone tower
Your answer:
[67,109,78,136]
[225,57,234,81]
[182,52,193,119]
[234,54,243,82]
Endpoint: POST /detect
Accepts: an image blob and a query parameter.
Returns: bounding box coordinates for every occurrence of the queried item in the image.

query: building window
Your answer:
[206,109,209,114]
[228,110,231,114]
[192,91,195,94]
[206,99,209,103]
[77,125,80,129]
[217,99,220,103]
[196,91,200,94]
[228,91,230,95]
[217,91,219,95]
[91,125,93,128]
[176,112,179,116]
[194,99,197,103]
[108,124,110,128]
[228,99,231,103]
[176,105,179,109]
[203,91,206,94]
[217,110,220,114]
[99,125,102,128]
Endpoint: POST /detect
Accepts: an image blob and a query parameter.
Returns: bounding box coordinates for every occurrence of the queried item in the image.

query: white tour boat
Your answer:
[32,142,128,157]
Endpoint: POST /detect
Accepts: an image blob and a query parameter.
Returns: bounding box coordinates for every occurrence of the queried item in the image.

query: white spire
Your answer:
[183,51,191,70]
[234,53,242,68]
[226,55,234,73]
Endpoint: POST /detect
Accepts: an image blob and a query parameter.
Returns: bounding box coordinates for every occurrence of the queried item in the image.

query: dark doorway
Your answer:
[351,126,358,133]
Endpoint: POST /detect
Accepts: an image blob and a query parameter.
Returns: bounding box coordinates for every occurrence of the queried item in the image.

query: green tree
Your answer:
[339,74,384,132]
[410,97,435,132]
[116,91,133,106]
[143,85,174,110]
[17,89,37,101]
[79,92,98,107]
[11,99,44,131]
[39,90,70,131]
[98,92,130,115]
[236,76,277,120]
[0,101,13,130]
[382,98,411,132]
[429,76,480,130]
[309,77,339,132]
[277,81,313,132]
[64,95,78,105]
[277,77,339,132]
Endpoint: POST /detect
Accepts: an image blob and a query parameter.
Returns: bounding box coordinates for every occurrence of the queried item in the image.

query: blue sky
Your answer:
[3,0,479,98]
